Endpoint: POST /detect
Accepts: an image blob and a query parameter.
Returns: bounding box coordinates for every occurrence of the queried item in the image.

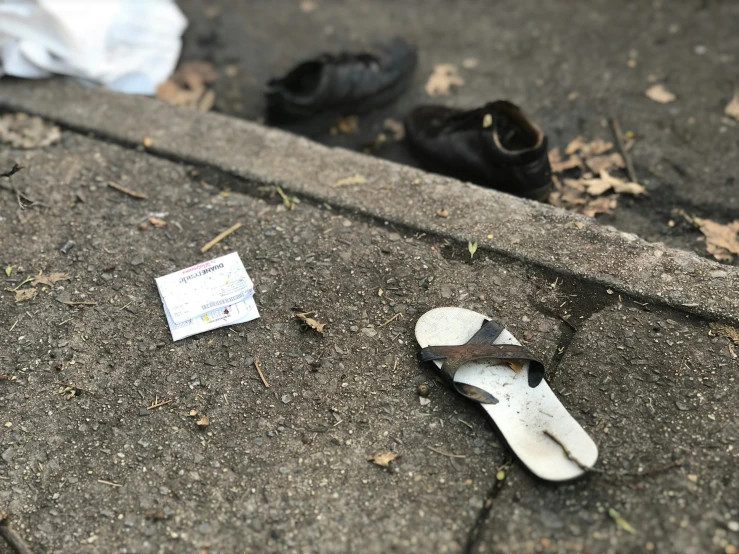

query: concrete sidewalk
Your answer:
[0,89,738,553]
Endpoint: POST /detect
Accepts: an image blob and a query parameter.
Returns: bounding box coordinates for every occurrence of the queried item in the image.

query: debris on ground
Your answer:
[695,218,739,261]
[107,181,149,200]
[645,83,676,104]
[548,136,645,217]
[332,174,367,188]
[425,64,464,96]
[274,186,300,210]
[32,272,70,287]
[201,222,242,253]
[196,415,210,427]
[367,451,401,467]
[156,61,219,112]
[333,115,359,134]
[383,118,405,141]
[155,252,259,341]
[608,508,637,534]
[725,89,739,121]
[709,322,739,345]
[295,311,326,334]
[0,113,61,148]
[13,288,37,303]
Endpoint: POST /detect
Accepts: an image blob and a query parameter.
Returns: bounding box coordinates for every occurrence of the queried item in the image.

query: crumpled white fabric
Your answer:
[0,0,187,94]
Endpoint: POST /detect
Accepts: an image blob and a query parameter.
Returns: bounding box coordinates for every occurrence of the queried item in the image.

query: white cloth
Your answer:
[0,0,187,94]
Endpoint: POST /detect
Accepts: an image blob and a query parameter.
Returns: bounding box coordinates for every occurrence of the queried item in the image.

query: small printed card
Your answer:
[156,252,259,341]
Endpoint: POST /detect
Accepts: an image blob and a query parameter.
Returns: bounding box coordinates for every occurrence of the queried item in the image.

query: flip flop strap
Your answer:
[417,319,546,405]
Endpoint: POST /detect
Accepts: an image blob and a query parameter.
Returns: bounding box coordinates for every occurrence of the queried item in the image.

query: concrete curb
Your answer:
[1,79,737,324]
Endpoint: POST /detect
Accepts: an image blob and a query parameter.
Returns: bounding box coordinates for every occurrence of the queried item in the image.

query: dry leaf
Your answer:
[505,359,523,372]
[564,136,585,155]
[425,64,464,96]
[709,323,739,345]
[196,415,210,427]
[585,153,624,173]
[367,451,401,467]
[695,218,739,261]
[645,84,676,104]
[14,288,37,302]
[149,217,167,227]
[0,113,61,149]
[336,115,358,134]
[383,118,405,141]
[295,312,326,333]
[332,174,367,188]
[188,409,198,417]
[156,61,218,112]
[582,196,618,217]
[583,170,646,197]
[725,89,739,121]
[548,148,582,172]
[32,272,70,287]
[436,208,449,218]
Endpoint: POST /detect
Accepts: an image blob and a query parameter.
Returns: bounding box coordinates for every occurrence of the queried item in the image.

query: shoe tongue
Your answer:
[491,110,538,152]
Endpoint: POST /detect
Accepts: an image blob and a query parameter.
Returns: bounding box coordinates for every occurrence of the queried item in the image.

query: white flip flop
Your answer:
[415,307,598,481]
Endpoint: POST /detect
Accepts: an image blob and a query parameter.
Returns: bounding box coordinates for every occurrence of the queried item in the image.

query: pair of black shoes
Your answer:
[266,38,552,201]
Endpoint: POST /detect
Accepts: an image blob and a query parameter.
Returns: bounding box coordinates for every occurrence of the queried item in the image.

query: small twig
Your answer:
[10,276,34,291]
[201,222,242,253]
[9,319,18,332]
[97,479,122,488]
[119,301,133,311]
[147,399,172,410]
[427,446,466,459]
[63,301,97,306]
[107,181,148,199]
[254,359,269,388]
[379,313,402,327]
[57,317,74,326]
[0,164,22,178]
[609,117,638,183]
[0,513,36,554]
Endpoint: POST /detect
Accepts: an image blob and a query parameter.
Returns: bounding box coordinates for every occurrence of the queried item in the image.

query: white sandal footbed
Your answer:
[415,307,598,482]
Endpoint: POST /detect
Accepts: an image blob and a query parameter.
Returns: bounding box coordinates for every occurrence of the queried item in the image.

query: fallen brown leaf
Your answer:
[709,322,739,345]
[725,89,739,121]
[367,451,401,467]
[436,208,449,218]
[645,84,676,104]
[564,136,585,155]
[295,312,326,333]
[196,415,210,427]
[425,64,464,96]
[149,217,167,227]
[32,272,70,287]
[694,218,739,261]
[188,409,198,417]
[585,152,625,174]
[581,196,618,217]
[548,147,582,172]
[14,288,37,302]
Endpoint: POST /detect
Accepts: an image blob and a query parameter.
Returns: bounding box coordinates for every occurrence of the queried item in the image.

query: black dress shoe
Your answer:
[266,37,417,123]
[404,101,552,200]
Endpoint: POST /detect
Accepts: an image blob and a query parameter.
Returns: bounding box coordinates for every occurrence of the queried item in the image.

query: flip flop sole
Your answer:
[415,307,598,481]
